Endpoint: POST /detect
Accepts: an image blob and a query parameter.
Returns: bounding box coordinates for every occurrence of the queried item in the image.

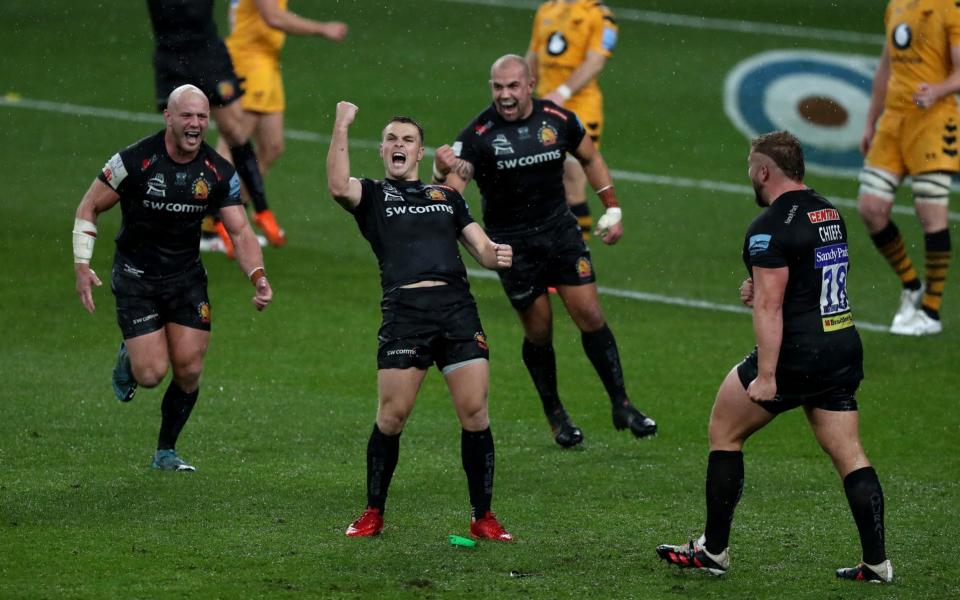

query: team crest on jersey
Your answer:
[146,173,167,198]
[577,257,592,278]
[197,302,211,324]
[538,124,558,146]
[192,177,210,200]
[217,80,237,102]
[426,187,447,202]
[492,134,515,155]
[474,331,488,351]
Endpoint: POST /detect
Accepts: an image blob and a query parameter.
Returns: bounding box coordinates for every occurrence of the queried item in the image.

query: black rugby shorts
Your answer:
[377,285,489,372]
[112,262,212,339]
[736,346,861,414]
[492,217,596,311]
[153,44,243,110]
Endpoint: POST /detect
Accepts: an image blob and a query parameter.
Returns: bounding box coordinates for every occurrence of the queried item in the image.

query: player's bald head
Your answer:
[491,54,531,80]
[167,84,209,112]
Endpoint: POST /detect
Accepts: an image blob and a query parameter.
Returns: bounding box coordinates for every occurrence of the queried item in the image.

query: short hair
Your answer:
[750,130,805,182]
[166,84,207,111]
[491,54,531,79]
[384,116,424,144]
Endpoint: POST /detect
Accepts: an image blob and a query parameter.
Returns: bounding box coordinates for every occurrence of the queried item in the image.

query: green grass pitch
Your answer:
[1,0,957,597]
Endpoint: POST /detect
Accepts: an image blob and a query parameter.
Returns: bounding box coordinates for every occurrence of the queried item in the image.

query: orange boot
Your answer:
[253,209,287,247]
[214,220,235,259]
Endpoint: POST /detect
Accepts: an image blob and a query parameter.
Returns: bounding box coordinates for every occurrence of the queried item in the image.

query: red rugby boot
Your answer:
[470,511,514,542]
[345,507,383,537]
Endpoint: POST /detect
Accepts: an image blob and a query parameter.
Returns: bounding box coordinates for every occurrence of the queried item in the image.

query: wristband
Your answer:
[432,161,447,183]
[248,267,266,287]
[72,218,97,264]
[596,184,619,208]
[556,84,573,101]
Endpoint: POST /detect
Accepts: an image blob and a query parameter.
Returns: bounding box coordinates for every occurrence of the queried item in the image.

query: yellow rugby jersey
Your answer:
[226,0,287,60]
[884,0,960,112]
[528,0,618,98]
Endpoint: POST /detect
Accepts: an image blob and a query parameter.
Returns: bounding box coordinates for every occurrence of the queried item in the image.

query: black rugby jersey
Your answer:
[453,99,586,235]
[353,179,475,293]
[743,189,860,342]
[98,131,241,279]
[147,0,220,53]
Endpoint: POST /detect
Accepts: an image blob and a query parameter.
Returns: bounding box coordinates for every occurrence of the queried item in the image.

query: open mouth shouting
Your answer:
[497,97,519,119]
[391,151,407,169]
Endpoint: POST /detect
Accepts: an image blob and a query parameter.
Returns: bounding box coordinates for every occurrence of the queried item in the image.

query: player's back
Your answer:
[147,0,219,52]
[226,0,287,60]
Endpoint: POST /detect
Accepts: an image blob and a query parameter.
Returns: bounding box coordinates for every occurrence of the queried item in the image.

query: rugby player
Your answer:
[656,131,891,583]
[146,0,282,255]
[327,101,514,541]
[72,85,273,472]
[433,54,656,449]
[215,0,348,246]
[857,0,960,335]
[526,0,619,240]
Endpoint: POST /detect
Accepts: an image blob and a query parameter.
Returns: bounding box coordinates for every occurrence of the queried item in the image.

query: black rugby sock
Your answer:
[521,339,563,414]
[229,141,269,213]
[703,450,744,555]
[922,228,951,319]
[461,427,495,518]
[157,382,199,451]
[870,221,920,289]
[366,424,401,513]
[843,466,887,565]
[580,325,628,405]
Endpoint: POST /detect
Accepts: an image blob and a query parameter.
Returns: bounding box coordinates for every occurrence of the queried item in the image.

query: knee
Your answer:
[171,360,204,391]
[259,140,284,168]
[134,361,168,389]
[458,401,489,431]
[377,404,412,435]
[857,198,890,232]
[708,420,746,452]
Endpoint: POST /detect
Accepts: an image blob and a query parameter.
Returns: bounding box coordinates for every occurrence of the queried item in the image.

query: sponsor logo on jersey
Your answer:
[538,124,558,146]
[892,23,911,50]
[142,199,207,214]
[132,312,159,325]
[385,204,454,218]
[474,331,488,351]
[577,256,593,278]
[807,208,840,223]
[228,173,241,201]
[141,154,158,171]
[386,348,417,356]
[192,177,210,200]
[815,243,848,268]
[122,263,144,278]
[146,173,167,198]
[197,302,211,324]
[784,203,798,224]
[492,134,515,155]
[175,172,188,186]
[822,311,854,332]
[426,187,447,202]
[547,31,567,56]
[602,26,618,52]
[496,148,564,170]
[474,120,494,136]
[818,224,844,242]
[748,234,772,256]
[542,106,567,121]
[383,182,404,202]
[102,153,128,190]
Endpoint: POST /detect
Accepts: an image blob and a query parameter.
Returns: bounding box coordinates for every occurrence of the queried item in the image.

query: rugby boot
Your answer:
[151,449,196,472]
[345,507,383,537]
[213,220,235,259]
[111,341,138,402]
[612,401,657,438]
[253,209,287,247]
[890,309,942,336]
[890,285,923,331]
[836,560,893,583]
[656,536,729,576]
[545,406,583,448]
[470,511,514,542]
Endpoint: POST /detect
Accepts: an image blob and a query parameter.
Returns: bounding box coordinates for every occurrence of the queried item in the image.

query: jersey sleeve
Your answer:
[587,4,618,57]
[946,0,960,46]
[450,189,476,232]
[566,108,587,149]
[97,149,135,195]
[218,171,243,209]
[745,216,788,269]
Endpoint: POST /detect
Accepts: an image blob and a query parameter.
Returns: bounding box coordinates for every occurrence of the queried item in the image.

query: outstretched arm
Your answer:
[73,178,121,314]
[326,101,363,210]
[221,204,273,311]
[459,222,512,270]
[253,0,348,40]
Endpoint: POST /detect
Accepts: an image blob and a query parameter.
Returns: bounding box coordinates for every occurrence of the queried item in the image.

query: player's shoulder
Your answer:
[537,98,577,123]
[584,0,616,19]
[426,183,465,202]
[200,143,237,182]
[119,131,165,159]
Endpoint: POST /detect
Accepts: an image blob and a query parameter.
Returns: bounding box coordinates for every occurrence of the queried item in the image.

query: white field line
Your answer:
[434,0,885,46]
[1,94,895,332]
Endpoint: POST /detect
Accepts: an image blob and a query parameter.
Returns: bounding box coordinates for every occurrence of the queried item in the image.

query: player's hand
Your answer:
[739,277,754,307]
[859,124,875,156]
[435,145,457,176]
[335,101,358,127]
[322,22,348,42]
[252,276,273,311]
[492,242,513,269]
[75,263,102,314]
[913,82,939,109]
[543,91,567,107]
[747,375,776,403]
[595,207,623,245]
